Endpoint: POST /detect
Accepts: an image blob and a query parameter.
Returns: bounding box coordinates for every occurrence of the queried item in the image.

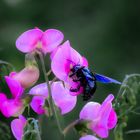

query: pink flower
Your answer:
[30,96,46,115]
[5,75,24,99]
[80,135,100,140]
[29,81,77,115]
[80,94,117,138]
[9,66,39,89]
[11,115,26,140]
[0,75,24,117]
[51,41,88,95]
[0,94,24,118]
[16,28,64,54]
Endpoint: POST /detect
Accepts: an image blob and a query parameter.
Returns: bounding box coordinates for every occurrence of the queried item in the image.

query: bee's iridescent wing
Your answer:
[94,73,121,84]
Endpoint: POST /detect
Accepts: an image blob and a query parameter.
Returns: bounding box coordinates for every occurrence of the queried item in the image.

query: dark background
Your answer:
[0,0,140,140]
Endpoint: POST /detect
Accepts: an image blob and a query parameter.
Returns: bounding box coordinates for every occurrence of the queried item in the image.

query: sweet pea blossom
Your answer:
[51,41,121,99]
[11,115,26,140]
[80,94,117,138]
[51,41,87,95]
[16,28,64,54]
[0,76,24,117]
[51,40,88,81]
[80,135,100,140]
[29,81,77,115]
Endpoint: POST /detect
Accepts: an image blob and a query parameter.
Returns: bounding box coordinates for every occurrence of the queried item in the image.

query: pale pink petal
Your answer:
[51,41,71,81]
[51,81,77,115]
[50,47,59,60]
[80,135,100,140]
[51,40,83,82]
[1,99,24,118]
[42,29,64,53]
[9,72,17,77]
[30,96,45,114]
[11,115,26,140]
[108,108,117,129]
[101,94,114,108]
[29,83,49,98]
[12,66,39,89]
[5,76,24,98]
[80,102,101,121]
[16,28,43,53]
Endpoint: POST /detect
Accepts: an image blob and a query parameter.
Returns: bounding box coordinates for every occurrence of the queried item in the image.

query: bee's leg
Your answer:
[69,72,76,77]
[70,84,81,92]
[79,66,85,70]
[73,77,82,82]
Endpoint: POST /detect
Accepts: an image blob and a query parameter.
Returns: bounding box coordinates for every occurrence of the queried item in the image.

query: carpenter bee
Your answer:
[69,64,121,101]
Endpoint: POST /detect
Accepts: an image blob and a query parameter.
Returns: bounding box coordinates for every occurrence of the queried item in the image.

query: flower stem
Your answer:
[63,119,79,136]
[38,52,64,139]
[38,52,53,116]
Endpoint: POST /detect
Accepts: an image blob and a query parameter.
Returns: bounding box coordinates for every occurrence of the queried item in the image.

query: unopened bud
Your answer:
[12,66,39,88]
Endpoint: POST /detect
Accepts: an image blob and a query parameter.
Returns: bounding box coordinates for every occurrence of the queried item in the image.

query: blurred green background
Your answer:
[0,0,140,140]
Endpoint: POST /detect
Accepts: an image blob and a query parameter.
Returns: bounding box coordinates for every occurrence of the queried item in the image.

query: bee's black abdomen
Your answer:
[83,83,97,101]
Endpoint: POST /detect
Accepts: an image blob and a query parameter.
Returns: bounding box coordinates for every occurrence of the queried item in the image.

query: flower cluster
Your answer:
[0,27,120,140]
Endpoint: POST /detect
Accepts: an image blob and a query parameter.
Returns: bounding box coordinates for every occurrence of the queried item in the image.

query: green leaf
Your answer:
[0,121,11,140]
[114,74,140,140]
[22,118,41,140]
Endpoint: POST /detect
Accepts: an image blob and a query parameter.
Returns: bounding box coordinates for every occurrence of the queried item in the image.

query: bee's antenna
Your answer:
[66,59,76,65]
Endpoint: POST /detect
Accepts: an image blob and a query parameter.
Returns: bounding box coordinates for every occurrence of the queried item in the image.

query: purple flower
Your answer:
[16,28,64,54]
[51,41,87,96]
[80,94,117,138]
[29,81,77,115]
[30,96,46,115]
[11,115,26,140]
[0,75,24,117]
[80,135,100,140]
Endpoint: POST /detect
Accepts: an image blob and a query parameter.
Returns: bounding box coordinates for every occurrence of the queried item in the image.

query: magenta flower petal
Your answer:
[1,99,24,118]
[80,102,101,121]
[30,96,45,114]
[0,93,7,109]
[5,76,24,98]
[42,29,64,53]
[107,108,117,129]
[16,28,43,53]
[91,102,112,138]
[82,56,88,67]
[51,40,83,82]
[80,135,100,140]
[51,81,77,115]
[11,115,26,140]
[29,83,49,98]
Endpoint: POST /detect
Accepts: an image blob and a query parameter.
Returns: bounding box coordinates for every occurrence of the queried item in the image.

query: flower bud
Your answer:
[11,66,39,89]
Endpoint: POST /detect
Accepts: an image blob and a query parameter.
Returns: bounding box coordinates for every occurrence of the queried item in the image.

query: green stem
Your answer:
[38,52,53,116]
[38,52,64,139]
[63,119,79,136]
